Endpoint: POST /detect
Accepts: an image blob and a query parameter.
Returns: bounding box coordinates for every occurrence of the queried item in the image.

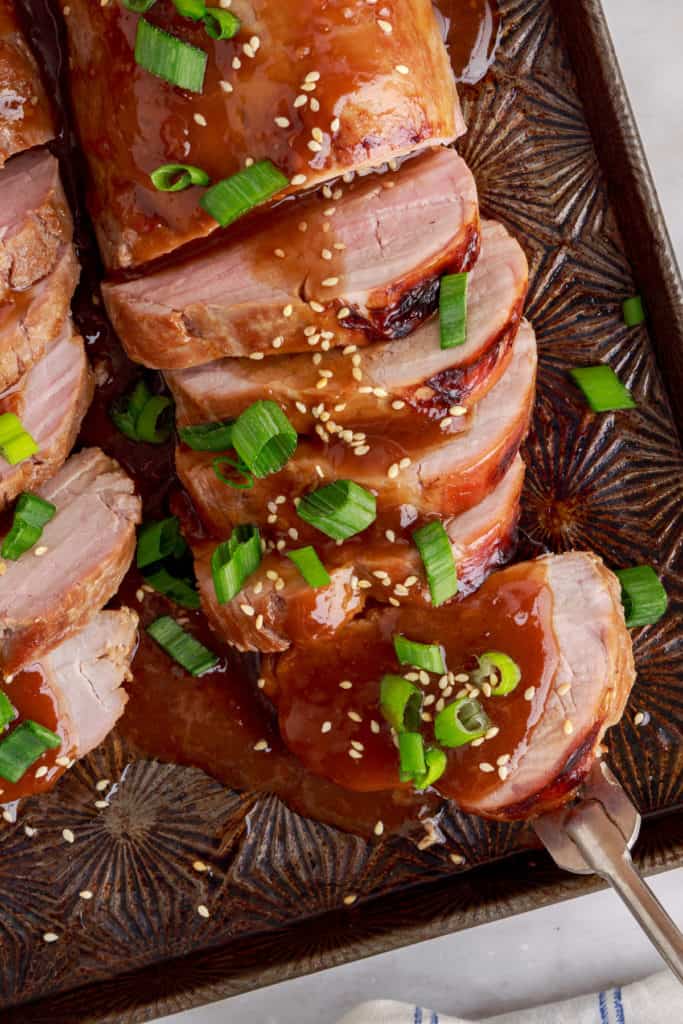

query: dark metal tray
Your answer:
[2,0,683,1019]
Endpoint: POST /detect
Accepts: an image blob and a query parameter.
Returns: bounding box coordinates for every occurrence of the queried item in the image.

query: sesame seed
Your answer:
[274,247,286,258]
[399,457,411,470]
[255,614,264,630]
[2,810,12,823]
[395,64,410,75]
[219,80,233,93]
[249,352,265,360]
[34,545,48,557]
[253,739,268,751]
[324,207,336,217]
[471,737,485,747]
[43,932,59,943]
[193,113,207,127]
[498,766,509,781]
[377,19,392,33]
[62,829,75,844]
[197,904,210,919]
[391,400,406,410]
[321,721,332,733]
[94,800,108,809]
[387,463,399,479]
[524,686,535,701]
[343,893,357,905]
[274,116,290,128]
[351,740,364,752]
[253,581,263,594]
[370,720,380,734]
[634,711,645,726]
[348,749,363,760]
[272,336,284,349]
[310,300,325,312]
[305,70,321,83]
[257,677,266,688]
[485,726,500,740]
[389,597,400,607]
[563,719,574,735]
[312,126,324,142]
[322,277,339,287]
[331,117,341,132]
[321,248,333,260]
[79,890,94,900]
[243,42,256,58]
[240,604,255,617]
[55,756,71,768]
[339,680,353,689]
[353,445,370,455]
[290,174,308,186]
[232,56,241,69]
[449,405,467,416]
[338,307,351,319]
[308,140,322,153]
[24,825,37,837]
[294,94,308,108]
[479,762,495,773]
[497,754,511,766]
[450,853,466,866]
[347,711,362,723]
[358,579,372,589]
[374,820,384,836]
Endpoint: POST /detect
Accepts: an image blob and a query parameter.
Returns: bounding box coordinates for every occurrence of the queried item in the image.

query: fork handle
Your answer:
[567,800,683,983]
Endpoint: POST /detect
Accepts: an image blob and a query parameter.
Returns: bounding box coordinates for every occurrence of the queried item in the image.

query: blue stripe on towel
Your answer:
[598,990,609,1024]
[414,1008,423,1024]
[430,1014,439,1024]
[614,987,625,1024]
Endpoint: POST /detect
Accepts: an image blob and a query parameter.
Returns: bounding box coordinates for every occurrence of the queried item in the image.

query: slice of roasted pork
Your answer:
[103,149,479,366]
[0,0,54,165]
[0,608,137,802]
[267,552,635,819]
[176,321,536,542]
[36,608,138,757]
[0,149,79,390]
[62,0,463,268]
[0,322,94,509]
[193,456,524,653]
[167,219,526,432]
[0,448,141,676]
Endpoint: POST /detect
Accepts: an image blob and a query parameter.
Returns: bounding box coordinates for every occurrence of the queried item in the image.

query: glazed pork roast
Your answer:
[62,0,463,268]
[266,552,635,820]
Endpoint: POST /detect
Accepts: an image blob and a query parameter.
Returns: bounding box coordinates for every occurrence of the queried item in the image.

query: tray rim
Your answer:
[10,0,683,1020]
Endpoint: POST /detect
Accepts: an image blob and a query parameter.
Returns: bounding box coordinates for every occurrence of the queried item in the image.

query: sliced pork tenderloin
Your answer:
[104,149,479,366]
[0,323,94,508]
[193,456,524,653]
[268,552,635,815]
[176,321,536,542]
[168,220,527,434]
[0,0,54,165]
[0,448,141,676]
[0,150,79,390]
[62,0,463,268]
[25,608,138,758]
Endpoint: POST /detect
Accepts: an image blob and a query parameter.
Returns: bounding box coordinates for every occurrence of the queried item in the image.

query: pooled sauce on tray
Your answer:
[436,0,501,84]
[10,0,502,835]
[0,667,70,804]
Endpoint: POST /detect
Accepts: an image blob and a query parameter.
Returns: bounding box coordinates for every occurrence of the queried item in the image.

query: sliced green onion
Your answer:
[179,420,234,451]
[200,160,289,228]
[297,480,376,540]
[136,395,174,443]
[147,616,219,675]
[1,492,56,561]
[286,546,331,588]
[0,720,61,784]
[111,380,173,444]
[172,0,205,19]
[231,401,297,478]
[203,8,240,39]
[434,697,490,748]
[473,651,521,697]
[415,747,447,790]
[616,566,668,629]
[150,163,210,192]
[440,272,468,349]
[570,365,636,413]
[135,18,207,94]
[623,294,646,327]
[398,732,426,783]
[393,635,446,675]
[211,524,261,604]
[380,675,422,733]
[137,517,182,569]
[0,692,16,731]
[413,521,458,607]
[0,412,38,465]
[213,455,254,489]
[142,567,201,610]
[123,0,157,11]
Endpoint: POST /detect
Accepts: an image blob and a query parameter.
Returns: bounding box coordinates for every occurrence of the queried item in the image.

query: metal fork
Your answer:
[533,759,683,982]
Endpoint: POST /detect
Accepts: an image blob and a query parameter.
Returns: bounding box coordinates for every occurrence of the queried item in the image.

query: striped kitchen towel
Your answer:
[336,970,681,1023]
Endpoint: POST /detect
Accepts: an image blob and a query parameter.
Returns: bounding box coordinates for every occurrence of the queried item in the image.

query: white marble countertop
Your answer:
[158,3,683,1020]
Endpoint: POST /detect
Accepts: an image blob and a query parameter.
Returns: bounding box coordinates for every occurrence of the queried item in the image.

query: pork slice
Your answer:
[193,456,524,654]
[176,320,536,540]
[0,0,54,166]
[63,0,463,268]
[268,553,635,810]
[30,608,138,758]
[0,448,142,676]
[0,322,94,508]
[104,150,479,366]
[168,220,527,433]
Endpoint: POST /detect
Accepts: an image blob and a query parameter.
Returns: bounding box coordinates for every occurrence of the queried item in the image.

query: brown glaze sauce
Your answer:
[9,0,501,836]
[0,667,70,805]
